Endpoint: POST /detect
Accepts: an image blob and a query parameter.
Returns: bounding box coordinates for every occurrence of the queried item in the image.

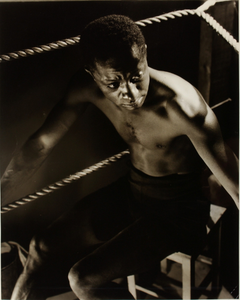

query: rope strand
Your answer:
[0,0,238,63]
[0,36,81,63]
[1,149,130,214]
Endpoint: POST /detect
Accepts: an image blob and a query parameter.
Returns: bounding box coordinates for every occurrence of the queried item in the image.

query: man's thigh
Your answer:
[40,176,132,262]
[72,214,180,285]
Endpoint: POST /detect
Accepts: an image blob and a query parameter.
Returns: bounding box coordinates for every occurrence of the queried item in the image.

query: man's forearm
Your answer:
[207,144,239,208]
[221,146,239,207]
[1,139,50,206]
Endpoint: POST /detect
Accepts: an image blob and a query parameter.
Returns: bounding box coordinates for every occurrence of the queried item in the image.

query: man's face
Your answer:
[90,45,150,111]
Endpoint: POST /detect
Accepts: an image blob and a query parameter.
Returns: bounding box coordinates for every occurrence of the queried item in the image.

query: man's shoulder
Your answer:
[150,68,201,108]
[167,90,208,129]
[149,68,193,95]
[149,68,207,122]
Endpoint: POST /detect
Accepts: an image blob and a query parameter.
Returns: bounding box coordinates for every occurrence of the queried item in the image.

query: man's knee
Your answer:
[68,259,100,299]
[68,266,90,298]
[27,232,55,273]
[30,233,51,256]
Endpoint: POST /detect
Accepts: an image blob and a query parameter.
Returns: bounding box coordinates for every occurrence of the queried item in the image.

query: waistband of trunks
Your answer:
[128,163,202,200]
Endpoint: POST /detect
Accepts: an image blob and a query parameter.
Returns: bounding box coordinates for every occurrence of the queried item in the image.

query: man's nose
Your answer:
[121,82,138,101]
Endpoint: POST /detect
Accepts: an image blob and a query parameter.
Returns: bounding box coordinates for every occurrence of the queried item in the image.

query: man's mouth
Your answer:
[121,96,145,109]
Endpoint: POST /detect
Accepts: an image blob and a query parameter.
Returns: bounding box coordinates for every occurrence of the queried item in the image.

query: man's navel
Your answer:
[156,143,167,149]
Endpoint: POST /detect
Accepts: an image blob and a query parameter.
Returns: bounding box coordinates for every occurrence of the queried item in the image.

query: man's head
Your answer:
[80,14,147,72]
[80,15,149,110]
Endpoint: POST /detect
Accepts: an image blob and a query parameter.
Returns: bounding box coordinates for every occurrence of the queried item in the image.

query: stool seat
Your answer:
[127,204,227,299]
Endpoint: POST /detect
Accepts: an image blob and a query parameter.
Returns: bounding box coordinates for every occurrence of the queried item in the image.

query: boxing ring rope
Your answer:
[1,98,232,214]
[0,0,238,63]
[1,0,237,213]
[1,150,130,213]
[1,150,130,214]
[135,10,239,52]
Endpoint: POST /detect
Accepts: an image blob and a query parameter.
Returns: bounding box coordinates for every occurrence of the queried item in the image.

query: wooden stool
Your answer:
[127,204,227,299]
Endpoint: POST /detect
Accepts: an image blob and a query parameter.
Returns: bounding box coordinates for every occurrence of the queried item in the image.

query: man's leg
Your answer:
[10,205,102,300]
[11,177,132,300]
[68,215,180,300]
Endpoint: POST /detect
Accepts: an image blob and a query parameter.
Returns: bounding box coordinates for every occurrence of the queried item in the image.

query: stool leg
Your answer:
[160,258,168,274]
[182,256,195,300]
[127,275,137,299]
[211,220,223,296]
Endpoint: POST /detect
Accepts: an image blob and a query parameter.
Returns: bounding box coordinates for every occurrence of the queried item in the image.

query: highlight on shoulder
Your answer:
[149,68,207,119]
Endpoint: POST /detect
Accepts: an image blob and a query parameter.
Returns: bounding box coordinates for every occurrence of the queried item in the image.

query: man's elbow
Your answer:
[27,134,54,157]
[208,174,238,208]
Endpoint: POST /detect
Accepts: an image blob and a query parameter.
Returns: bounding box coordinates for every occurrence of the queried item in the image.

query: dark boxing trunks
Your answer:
[127,165,210,254]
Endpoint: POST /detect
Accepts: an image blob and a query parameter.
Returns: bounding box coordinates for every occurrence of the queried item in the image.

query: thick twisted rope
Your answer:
[0,36,80,63]
[1,149,130,214]
[199,11,239,52]
[0,0,238,63]
[135,10,239,52]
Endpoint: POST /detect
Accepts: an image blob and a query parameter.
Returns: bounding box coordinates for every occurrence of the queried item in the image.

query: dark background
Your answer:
[0,0,238,295]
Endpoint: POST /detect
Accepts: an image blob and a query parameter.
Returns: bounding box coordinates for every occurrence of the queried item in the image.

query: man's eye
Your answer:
[108,82,119,89]
[131,76,142,83]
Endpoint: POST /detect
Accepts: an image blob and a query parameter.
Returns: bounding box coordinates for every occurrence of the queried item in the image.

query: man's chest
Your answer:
[92,92,185,151]
[112,109,180,150]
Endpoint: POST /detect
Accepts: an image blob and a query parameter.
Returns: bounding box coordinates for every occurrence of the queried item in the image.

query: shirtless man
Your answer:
[1,15,238,300]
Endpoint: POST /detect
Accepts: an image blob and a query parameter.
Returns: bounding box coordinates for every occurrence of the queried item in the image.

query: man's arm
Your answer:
[1,81,89,207]
[169,93,239,208]
[188,108,239,207]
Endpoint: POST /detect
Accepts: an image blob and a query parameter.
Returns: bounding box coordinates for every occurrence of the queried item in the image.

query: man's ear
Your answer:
[85,68,94,79]
[144,44,148,59]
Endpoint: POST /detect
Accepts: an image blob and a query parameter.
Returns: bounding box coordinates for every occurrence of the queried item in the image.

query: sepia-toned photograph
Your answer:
[1,0,239,299]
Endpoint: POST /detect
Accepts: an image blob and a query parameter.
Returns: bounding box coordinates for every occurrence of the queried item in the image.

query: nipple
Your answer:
[157,144,166,149]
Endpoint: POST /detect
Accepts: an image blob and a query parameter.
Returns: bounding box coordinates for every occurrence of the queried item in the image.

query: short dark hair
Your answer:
[80,14,146,71]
